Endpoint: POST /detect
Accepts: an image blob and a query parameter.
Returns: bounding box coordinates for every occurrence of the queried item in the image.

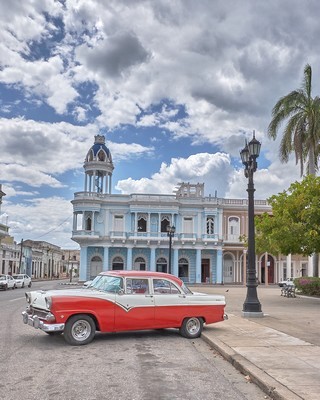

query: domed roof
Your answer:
[85,135,112,163]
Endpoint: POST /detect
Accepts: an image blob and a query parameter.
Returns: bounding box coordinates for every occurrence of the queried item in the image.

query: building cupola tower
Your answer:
[84,135,114,194]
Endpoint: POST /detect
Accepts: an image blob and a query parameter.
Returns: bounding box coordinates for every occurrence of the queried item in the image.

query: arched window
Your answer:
[138,215,147,232]
[161,216,170,232]
[134,257,146,271]
[86,217,92,231]
[97,150,105,161]
[206,217,214,234]
[156,257,167,273]
[87,150,94,162]
[228,217,240,241]
[112,256,124,270]
[178,258,189,280]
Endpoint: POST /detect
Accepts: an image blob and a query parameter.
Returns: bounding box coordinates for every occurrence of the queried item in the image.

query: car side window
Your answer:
[153,279,180,294]
[126,278,149,294]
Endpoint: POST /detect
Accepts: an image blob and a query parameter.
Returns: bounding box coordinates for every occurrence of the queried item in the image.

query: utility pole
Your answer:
[18,239,23,273]
[69,250,72,283]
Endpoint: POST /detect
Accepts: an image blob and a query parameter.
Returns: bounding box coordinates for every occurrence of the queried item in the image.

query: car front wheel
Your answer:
[64,314,96,346]
[179,317,203,339]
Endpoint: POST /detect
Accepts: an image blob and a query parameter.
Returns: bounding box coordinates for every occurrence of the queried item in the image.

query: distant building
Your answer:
[71,135,312,284]
[61,249,80,278]
[22,240,62,278]
[0,184,9,242]
[0,237,21,275]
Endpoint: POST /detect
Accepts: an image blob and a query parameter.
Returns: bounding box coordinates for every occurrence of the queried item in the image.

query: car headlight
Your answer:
[25,292,31,303]
[45,296,52,310]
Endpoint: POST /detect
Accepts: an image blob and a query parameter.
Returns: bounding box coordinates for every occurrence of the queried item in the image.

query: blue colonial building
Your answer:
[71,135,227,284]
[71,135,311,284]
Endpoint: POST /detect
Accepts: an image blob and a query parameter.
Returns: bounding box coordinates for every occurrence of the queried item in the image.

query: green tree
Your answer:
[255,176,320,276]
[268,64,320,175]
[268,64,320,276]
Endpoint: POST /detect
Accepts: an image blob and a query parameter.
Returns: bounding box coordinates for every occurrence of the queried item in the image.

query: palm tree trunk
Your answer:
[307,147,319,276]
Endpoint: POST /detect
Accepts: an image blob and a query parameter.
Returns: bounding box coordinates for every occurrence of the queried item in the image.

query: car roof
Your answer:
[99,270,183,286]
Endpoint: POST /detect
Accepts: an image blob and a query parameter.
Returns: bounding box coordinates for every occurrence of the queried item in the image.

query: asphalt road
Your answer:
[0,280,269,400]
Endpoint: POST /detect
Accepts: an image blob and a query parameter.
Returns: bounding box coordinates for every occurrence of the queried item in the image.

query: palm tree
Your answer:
[268,64,320,176]
[268,64,320,276]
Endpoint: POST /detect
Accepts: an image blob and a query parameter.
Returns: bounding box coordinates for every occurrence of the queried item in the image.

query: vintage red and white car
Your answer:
[22,271,227,346]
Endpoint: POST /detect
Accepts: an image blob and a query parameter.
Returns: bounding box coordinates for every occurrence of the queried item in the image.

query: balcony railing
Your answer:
[73,229,222,242]
[72,230,100,237]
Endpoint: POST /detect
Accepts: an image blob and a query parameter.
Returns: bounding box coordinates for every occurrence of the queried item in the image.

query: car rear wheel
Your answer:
[179,317,203,339]
[28,282,32,287]
[22,282,24,288]
[64,314,96,346]
[4,284,8,291]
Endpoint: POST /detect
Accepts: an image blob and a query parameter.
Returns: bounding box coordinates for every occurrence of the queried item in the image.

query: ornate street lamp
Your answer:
[167,225,176,275]
[240,131,263,317]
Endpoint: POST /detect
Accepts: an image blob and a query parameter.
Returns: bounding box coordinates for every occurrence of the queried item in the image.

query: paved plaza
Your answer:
[192,285,320,400]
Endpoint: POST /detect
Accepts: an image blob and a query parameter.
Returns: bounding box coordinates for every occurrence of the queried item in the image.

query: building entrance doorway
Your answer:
[90,256,102,279]
[261,254,275,284]
[201,259,210,283]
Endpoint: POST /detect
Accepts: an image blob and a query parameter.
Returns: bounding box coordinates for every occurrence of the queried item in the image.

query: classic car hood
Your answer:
[26,287,110,310]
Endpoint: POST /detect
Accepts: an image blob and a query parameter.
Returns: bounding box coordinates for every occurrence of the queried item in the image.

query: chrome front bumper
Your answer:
[22,311,65,332]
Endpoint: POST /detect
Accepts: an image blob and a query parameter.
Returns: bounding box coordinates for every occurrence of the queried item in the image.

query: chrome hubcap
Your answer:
[186,318,200,335]
[72,320,91,342]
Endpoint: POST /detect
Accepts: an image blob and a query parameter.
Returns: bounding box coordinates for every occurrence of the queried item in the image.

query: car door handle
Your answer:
[179,294,186,298]
[145,295,154,298]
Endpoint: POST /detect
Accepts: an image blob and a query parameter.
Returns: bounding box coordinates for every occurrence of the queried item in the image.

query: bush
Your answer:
[294,277,320,296]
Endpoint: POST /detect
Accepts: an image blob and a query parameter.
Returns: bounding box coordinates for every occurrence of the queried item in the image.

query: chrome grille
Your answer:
[29,306,49,320]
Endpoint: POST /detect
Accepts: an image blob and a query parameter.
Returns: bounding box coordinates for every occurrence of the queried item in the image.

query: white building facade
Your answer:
[71,135,312,284]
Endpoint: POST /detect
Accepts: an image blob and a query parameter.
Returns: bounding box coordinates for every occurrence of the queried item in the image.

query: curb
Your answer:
[201,332,303,400]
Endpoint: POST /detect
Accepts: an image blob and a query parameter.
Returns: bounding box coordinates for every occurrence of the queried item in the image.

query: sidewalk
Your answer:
[196,287,320,400]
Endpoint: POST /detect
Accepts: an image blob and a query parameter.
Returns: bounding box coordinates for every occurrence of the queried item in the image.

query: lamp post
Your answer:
[240,131,263,317]
[167,225,175,275]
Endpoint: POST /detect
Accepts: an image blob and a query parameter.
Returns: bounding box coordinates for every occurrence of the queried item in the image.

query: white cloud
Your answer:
[3,196,76,249]
[1,0,320,249]
[116,152,234,196]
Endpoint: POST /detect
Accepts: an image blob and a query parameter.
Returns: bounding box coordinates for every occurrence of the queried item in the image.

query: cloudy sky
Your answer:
[1,0,319,249]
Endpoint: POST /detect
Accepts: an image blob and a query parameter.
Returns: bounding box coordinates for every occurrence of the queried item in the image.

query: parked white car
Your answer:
[278,277,294,287]
[13,274,32,288]
[0,274,16,290]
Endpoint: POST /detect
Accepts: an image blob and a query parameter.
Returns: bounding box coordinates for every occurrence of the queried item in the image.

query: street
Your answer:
[0,280,269,400]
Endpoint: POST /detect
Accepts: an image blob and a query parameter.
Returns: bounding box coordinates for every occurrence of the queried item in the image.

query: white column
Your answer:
[172,248,178,277]
[109,174,112,194]
[196,249,201,283]
[127,248,132,270]
[216,249,223,284]
[286,254,292,278]
[308,256,313,276]
[103,247,109,271]
[79,247,88,281]
[150,248,156,271]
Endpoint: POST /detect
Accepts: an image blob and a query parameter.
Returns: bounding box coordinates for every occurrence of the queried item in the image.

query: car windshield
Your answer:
[89,275,123,293]
[181,282,193,294]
